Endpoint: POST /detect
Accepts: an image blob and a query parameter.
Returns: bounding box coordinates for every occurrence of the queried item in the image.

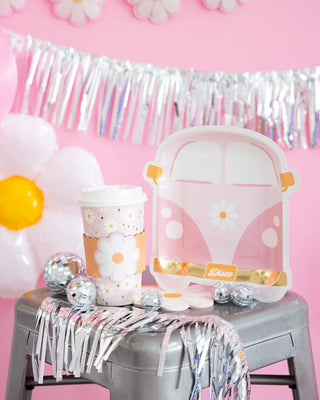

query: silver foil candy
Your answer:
[43,252,86,294]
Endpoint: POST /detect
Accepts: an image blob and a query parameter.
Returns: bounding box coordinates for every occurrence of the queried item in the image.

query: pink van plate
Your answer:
[144,126,299,303]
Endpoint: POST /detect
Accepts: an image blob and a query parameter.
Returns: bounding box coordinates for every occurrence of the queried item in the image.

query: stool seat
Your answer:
[6,288,319,400]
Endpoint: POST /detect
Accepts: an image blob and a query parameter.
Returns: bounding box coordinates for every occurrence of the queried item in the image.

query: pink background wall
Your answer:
[0,0,319,398]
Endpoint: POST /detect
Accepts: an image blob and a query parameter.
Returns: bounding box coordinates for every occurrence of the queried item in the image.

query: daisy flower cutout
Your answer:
[127,0,181,24]
[94,232,139,283]
[210,200,238,230]
[0,0,26,17]
[0,114,104,297]
[139,284,213,312]
[51,0,106,26]
[84,209,95,224]
[104,219,119,235]
[203,0,248,12]
[124,208,136,224]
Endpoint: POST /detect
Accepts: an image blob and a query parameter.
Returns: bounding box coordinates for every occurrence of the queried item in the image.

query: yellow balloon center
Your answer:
[0,175,44,231]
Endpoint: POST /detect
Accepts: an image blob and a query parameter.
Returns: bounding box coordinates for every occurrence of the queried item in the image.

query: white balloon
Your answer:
[28,209,85,266]
[0,227,38,298]
[36,147,104,211]
[0,114,58,180]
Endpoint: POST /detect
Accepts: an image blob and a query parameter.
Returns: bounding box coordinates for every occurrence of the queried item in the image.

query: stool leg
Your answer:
[287,329,319,400]
[5,325,33,400]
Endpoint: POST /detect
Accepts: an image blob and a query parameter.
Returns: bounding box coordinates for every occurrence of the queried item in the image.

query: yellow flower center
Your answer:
[112,252,124,264]
[73,0,82,2]
[219,211,227,219]
[163,293,183,298]
[0,175,44,231]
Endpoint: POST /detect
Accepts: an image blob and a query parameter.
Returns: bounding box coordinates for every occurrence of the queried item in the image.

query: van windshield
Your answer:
[225,142,277,186]
[171,141,222,183]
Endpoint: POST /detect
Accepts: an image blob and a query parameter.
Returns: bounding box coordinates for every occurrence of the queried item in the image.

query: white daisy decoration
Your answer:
[210,200,238,230]
[203,0,248,12]
[104,219,119,235]
[124,208,136,224]
[138,284,213,312]
[94,232,139,283]
[127,0,181,24]
[84,209,95,225]
[0,0,26,16]
[51,0,106,26]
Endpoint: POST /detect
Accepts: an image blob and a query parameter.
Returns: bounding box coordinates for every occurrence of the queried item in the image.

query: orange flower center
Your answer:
[112,252,124,264]
[163,293,183,298]
[219,211,227,219]
[0,175,44,230]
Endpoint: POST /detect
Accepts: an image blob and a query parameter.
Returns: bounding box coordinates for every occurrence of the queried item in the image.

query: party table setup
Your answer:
[0,2,319,399]
[4,124,319,400]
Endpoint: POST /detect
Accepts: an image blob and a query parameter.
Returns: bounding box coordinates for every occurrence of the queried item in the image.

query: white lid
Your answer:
[79,185,147,207]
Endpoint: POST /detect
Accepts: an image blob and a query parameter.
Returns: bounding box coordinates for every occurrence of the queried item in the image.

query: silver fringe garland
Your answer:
[32,297,250,399]
[7,29,319,148]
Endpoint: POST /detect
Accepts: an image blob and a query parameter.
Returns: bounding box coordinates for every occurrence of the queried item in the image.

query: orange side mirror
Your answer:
[280,171,295,192]
[146,164,163,185]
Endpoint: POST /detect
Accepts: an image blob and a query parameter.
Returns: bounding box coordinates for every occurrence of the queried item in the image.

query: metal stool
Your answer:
[5,288,319,400]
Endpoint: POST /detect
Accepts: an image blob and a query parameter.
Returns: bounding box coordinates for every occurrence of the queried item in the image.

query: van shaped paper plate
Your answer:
[144,126,299,303]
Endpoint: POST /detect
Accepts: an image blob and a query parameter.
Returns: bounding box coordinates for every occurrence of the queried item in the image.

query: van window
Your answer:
[171,142,222,183]
[225,142,277,185]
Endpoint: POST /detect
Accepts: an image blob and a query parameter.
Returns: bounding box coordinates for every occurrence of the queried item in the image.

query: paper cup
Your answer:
[80,185,147,306]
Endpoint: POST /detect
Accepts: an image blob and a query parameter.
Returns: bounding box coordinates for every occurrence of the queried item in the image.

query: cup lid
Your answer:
[79,185,147,207]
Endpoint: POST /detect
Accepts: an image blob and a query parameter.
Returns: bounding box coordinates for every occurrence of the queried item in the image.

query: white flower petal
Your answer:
[188,296,214,308]
[135,0,153,19]
[110,234,125,251]
[54,0,73,18]
[28,209,84,266]
[82,0,100,19]
[203,0,220,9]
[161,297,188,311]
[226,219,235,227]
[121,236,137,253]
[162,0,180,14]
[123,261,138,275]
[11,0,25,8]
[125,247,140,262]
[220,220,227,230]
[97,238,113,255]
[94,251,108,265]
[151,1,167,22]
[36,147,104,211]
[99,263,114,278]
[0,115,58,180]
[184,284,211,295]
[70,2,86,24]
[0,2,12,15]
[0,227,38,298]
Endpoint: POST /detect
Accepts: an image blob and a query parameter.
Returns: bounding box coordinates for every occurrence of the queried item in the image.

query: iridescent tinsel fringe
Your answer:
[8,29,317,149]
[32,297,250,400]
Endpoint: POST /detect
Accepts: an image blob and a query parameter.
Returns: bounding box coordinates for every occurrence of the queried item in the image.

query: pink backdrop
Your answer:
[1,0,319,398]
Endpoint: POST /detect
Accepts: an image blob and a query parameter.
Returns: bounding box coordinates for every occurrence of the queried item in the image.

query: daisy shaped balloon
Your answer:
[51,0,106,26]
[203,0,248,12]
[0,114,104,297]
[127,0,181,24]
[140,284,213,312]
[0,0,26,16]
